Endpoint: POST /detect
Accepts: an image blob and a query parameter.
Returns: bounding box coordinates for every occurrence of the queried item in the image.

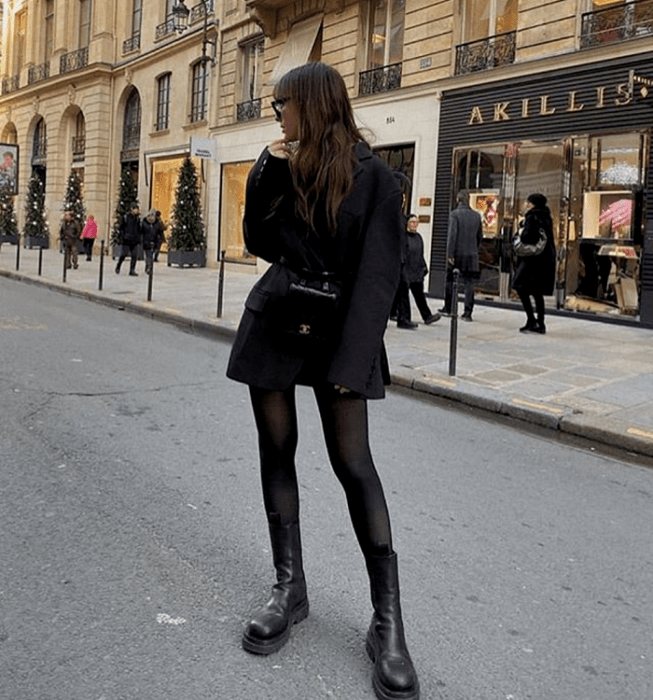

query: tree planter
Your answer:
[25,235,49,249]
[0,234,18,244]
[167,249,206,268]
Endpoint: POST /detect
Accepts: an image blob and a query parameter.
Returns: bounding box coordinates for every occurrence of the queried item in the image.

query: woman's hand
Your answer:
[334,384,351,395]
[268,139,295,160]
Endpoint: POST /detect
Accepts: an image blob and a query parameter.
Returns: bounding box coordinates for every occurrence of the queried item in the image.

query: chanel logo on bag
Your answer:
[298,324,311,335]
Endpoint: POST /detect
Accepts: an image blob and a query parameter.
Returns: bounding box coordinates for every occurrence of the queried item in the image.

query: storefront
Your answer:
[429,52,653,327]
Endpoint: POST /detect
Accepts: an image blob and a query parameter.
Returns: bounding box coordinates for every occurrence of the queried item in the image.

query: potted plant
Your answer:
[167,156,206,267]
[111,167,141,259]
[0,183,18,244]
[23,174,50,248]
[62,170,86,254]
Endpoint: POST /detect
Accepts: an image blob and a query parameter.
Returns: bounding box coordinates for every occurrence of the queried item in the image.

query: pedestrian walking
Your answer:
[59,211,81,270]
[80,214,97,261]
[396,214,441,328]
[141,209,164,275]
[153,210,167,262]
[512,193,556,334]
[442,190,483,320]
[226,62,419,700]
[115,203,141,276]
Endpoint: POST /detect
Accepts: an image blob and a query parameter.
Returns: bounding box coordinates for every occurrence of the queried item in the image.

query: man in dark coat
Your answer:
[59,211,82,270]
[116,203,141,276]
[141,209,164,275]
[442,190,483,320]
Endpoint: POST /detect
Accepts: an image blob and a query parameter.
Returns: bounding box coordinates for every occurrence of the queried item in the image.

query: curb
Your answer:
[3,267,653,461]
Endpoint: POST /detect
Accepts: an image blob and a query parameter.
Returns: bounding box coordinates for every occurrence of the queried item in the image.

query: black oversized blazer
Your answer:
[226,142,403,399]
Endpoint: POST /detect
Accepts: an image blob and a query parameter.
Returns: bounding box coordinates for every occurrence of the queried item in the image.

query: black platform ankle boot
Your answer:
[365,552,420,700]
[242,514,309,655]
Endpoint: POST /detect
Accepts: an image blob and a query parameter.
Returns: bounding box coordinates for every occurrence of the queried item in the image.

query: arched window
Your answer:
[33,118,47,163]
[122,89,141,157]
[73,113,86,161]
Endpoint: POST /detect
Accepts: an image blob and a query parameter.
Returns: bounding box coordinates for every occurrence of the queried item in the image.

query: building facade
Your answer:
[1,0,652,325]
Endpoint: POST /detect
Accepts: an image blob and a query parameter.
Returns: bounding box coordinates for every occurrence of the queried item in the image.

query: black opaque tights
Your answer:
[249,384,392,557]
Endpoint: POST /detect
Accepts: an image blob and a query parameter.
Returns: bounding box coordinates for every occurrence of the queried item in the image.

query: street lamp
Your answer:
[171,0,217,66]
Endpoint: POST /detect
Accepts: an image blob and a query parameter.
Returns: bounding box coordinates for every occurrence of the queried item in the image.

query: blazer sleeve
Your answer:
[243,148,296,263]
[326,188,403,395]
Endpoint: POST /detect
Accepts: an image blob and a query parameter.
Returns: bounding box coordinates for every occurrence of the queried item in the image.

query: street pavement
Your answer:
[2,243,653,460]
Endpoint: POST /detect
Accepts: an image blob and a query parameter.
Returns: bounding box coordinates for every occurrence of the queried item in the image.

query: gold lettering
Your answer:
[493,102,511,121]
[540,95,556,116]
[567,91,584,112]
[521,98,530,118]
[615,82,633,106]
[596,86,606,108]
[468,106,484,125]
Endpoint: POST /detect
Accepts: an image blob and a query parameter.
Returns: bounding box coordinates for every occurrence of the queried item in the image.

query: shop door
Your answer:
[510,141,563,298]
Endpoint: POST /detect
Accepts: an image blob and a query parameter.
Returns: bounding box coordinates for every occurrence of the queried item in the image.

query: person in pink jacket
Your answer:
[81,214,98,261]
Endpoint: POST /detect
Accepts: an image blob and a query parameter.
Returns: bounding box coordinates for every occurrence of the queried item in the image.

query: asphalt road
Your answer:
[1,277,652,700]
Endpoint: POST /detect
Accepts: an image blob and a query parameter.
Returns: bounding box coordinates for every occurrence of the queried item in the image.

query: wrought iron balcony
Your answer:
[60,47,89,74]
[123,33,141,54]
[237,98,262,121]
[2,75,20,94]
[581,0,653,48]
[455,31,516,75]
[72,136,86,161]
[190,0,214,23]
[156,18,177,40]
[358,63,402,96]
[28,62,50,85]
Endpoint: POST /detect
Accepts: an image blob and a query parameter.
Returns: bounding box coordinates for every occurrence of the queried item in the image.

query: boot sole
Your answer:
[242,597,309,655]
[366,632,420,700]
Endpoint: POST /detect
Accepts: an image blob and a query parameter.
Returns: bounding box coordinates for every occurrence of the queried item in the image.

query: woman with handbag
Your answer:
[512,193,556,334]
[227,62,420,700]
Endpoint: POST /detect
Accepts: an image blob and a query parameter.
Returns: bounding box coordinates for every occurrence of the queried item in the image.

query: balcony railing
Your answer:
[1,75,20,94]
[358,63,402,96]
[581,0,653,48]
[72,136,86,162]
[456,31,516,75]
[156,18,177,40]
[190,0,214,23]
[237,98,262,122]
[28,62,50,85]
[60,47,89,74]
[123,33,141,54]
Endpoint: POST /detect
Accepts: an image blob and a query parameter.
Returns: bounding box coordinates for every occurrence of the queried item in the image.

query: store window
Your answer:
[221,161,256,262]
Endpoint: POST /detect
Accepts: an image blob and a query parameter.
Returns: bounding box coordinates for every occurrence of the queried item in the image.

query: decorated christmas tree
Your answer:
[0,183,18,241]
[23,174,49,240]
[111,167,139,245]
[168,157,206,252]
[62,170,86,227]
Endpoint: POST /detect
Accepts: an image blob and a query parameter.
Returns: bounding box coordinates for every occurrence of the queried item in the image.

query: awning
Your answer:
[268,14,323,85]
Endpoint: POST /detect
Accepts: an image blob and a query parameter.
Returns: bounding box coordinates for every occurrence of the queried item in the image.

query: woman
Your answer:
[81,214,97,261]
[512,193,556,334]
[227,63,419,700]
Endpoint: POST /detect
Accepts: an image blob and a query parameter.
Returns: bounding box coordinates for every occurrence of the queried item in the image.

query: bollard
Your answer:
[98,240,105,290]
[62,243,67,283]
[217,249,226,318]
[38,246,43,276]
[147,257,153,302]
[448,268,460,377]
[15,234,20,271]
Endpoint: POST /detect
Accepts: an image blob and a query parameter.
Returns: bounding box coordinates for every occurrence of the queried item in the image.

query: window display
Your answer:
[582,191,634,239]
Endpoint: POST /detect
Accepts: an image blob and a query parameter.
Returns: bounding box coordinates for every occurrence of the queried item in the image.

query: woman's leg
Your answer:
[313,385,419,699]
[243,386,308,655]
[533,292,546,333]
[517,288,537,331]
[313,386,392,555]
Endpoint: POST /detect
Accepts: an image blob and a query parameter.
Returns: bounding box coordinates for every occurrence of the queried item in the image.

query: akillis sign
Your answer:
[466,70,652,127]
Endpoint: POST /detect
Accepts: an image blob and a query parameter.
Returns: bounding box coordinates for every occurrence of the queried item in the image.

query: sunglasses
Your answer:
[271,98,290,120]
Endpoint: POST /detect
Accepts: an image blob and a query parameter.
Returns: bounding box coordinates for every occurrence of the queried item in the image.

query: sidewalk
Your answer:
[3,244,653,460]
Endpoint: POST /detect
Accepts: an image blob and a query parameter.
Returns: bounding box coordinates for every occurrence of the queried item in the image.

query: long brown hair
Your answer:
[274,62,367,234]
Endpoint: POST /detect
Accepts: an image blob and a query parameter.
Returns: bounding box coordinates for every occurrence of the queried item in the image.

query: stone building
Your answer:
[1,0,652,325]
